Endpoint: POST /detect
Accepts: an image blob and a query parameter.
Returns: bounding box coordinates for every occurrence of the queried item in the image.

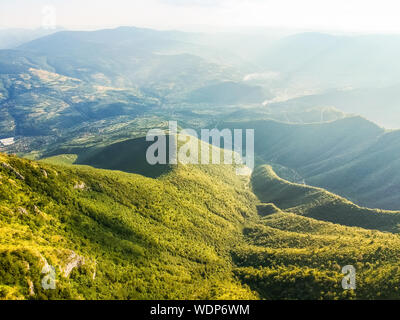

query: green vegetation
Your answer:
[235,209,400,299]
[251,165,400,232]
[2,149,400,300]
[0,152,258,299]
[74,137,172,178]
[227,165,400,300]
[3,26,400,301]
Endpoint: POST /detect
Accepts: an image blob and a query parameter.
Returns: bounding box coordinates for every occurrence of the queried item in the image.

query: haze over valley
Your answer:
[2,0,400,301]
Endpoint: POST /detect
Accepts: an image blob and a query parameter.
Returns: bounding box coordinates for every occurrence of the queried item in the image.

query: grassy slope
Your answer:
[221,116,383,170]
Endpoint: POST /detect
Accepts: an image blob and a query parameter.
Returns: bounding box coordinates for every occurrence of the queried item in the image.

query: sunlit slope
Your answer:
[251,165,400,232]
[4,151,400,299]
[236,209,400,299]
[0,152,258,299]
[233,166,400,300]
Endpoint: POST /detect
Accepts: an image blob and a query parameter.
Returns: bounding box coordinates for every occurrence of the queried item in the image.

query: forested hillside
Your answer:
[251,165,400,232]
[0,151,258,299]
[2,149,400,300]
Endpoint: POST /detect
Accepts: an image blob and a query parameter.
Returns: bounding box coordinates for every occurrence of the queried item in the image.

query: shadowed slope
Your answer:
[220,117,400,210]
[74,137,172,178]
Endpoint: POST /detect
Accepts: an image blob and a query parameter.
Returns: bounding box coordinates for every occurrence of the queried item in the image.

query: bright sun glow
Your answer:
[2,0,400,33]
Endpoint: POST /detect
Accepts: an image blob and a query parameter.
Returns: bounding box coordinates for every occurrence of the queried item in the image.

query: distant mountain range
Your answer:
[221,117,400,210]
[16,27,242,98]
[268,86,400,129]
[0,28,62,49]
[0,27,274,147]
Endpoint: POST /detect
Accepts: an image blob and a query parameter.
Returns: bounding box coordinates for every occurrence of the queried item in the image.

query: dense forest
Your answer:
[2,148,400,300]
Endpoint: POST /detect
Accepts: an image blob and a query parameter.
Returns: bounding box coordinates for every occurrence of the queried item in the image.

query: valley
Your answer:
[1,25,400,300]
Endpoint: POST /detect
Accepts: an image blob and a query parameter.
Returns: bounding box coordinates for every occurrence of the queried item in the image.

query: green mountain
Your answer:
[252,165,400,232]
[74,137,172,178]
[220,117,400,210]
[235,207,400,300]
[3,26,400,301]
[0,151,258,300]
[2,150,400,300]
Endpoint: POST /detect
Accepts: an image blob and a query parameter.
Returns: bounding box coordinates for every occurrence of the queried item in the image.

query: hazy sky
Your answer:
[2,0,400,33]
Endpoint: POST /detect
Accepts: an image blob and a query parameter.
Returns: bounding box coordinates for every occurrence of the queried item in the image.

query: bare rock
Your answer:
[74,182,86,190]
[38,254,51,273]
[1,162,25,180]
[92,261,97,280]
[63,252,85,278]
[27,279,35,296]
[41,169,48,178]
[17,207,28,215]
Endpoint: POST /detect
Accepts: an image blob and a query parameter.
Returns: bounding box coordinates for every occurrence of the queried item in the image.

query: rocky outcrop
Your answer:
[27,278,35,296]
[92,261,97,280]
[41,169,48,178]
[39,254,51,273]
[17,207,28,215]
[63,252,85,278]
[23,261,30,272]
[33,205,41,215]
[73,182,86,190]
[1,162,25,180]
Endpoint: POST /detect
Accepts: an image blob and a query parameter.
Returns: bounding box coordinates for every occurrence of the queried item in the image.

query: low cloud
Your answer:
[243,71,280,82]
